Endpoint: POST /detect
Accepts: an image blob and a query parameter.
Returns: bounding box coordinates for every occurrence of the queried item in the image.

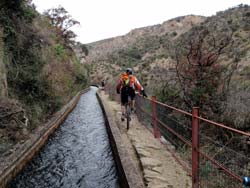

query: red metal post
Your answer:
[152,96,160,138]
[192,107,199,188]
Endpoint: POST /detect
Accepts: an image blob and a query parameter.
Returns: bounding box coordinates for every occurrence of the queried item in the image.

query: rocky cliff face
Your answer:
[0,29,7,98]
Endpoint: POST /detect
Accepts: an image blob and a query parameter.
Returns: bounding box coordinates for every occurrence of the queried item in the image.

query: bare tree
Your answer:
[175,26,238,118]
[44,6,80,45]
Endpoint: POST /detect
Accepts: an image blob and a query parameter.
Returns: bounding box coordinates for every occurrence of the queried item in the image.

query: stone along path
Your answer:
[99,90,191,188]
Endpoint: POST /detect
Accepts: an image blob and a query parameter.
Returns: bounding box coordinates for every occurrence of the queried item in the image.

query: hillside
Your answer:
[87,15,205,62]
[88,4,250,130]
[87,15,205,83]
[0,1,89,155]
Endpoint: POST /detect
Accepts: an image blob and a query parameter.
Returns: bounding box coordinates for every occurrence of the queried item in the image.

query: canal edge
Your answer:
[96,90,145,188]
[0,88,90,188]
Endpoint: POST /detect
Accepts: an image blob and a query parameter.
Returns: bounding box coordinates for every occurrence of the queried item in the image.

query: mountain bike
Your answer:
[125,96,132,130]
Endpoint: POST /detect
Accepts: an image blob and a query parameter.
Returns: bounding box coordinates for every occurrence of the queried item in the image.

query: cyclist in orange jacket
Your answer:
[116,68,147,121]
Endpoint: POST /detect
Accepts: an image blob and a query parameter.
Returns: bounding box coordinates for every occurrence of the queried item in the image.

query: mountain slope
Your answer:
[87,15,205,62]
[88,4,250,129]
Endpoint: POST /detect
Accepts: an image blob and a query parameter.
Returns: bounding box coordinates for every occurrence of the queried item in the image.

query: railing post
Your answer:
[152,96,160,138]
[192,107,199,188]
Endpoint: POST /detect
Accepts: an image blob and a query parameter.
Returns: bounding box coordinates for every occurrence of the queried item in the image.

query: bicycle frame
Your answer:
[125,96,132,130]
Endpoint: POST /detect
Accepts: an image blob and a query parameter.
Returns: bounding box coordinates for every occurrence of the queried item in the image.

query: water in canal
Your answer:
[9,87,119,188]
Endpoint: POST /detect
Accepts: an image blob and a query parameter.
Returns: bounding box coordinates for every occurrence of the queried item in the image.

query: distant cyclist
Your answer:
[116,68,147,121]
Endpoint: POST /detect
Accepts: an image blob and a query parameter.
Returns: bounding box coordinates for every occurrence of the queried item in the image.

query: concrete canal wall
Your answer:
[0,88,90,188]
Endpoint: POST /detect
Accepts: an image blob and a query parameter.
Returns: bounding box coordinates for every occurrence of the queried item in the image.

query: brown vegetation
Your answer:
[0,1,89,154]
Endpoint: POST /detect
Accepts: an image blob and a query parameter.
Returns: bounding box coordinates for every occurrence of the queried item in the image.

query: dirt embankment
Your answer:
[99,90,191,188]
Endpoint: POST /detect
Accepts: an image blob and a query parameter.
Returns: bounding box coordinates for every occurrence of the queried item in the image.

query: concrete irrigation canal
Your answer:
[3,86,191,188]
[8,87,119,188]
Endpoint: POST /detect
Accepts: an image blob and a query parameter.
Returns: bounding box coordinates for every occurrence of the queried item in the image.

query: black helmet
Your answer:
[126,68,133,75]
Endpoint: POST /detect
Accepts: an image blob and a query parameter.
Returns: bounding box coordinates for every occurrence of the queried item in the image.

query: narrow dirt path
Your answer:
[99,90,192,188]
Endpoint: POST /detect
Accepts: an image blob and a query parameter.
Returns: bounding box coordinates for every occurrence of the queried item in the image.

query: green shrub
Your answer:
[1,1,90,132]
[54,44,65,57]
[171,31,177,37]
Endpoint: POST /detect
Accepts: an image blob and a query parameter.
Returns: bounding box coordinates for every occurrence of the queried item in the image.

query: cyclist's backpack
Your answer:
[121,73,130,87]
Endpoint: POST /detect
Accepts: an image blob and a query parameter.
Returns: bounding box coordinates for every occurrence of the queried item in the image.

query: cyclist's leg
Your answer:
[120,98,125,116]
[121,104,125,121]
[121,87,128,121]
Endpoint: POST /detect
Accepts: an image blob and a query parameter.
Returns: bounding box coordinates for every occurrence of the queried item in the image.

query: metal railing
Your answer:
[104,84,250,188]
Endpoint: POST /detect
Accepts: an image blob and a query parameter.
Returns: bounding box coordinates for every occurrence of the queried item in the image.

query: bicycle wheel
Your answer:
[126,105,130,130]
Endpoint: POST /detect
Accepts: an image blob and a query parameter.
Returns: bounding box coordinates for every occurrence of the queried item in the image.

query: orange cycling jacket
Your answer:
[116,72,144,92]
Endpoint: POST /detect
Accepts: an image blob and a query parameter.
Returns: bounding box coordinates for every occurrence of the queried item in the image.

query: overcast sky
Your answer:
[32,0,250,44]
